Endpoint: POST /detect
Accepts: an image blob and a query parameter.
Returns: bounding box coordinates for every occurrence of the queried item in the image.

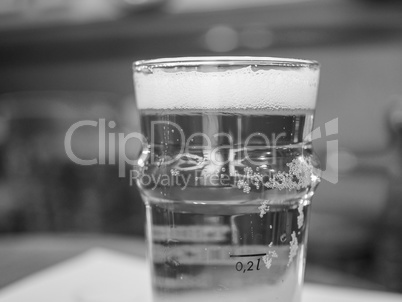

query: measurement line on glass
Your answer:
[229,253,266,258]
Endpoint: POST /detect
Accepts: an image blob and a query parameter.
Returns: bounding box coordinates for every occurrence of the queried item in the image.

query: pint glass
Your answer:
[133,57,320,302]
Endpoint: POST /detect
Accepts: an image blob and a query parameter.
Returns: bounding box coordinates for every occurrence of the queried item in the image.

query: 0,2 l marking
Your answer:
[230,253,264,273]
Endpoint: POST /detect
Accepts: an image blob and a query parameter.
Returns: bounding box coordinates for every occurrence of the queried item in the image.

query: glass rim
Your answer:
[133,56,320,71]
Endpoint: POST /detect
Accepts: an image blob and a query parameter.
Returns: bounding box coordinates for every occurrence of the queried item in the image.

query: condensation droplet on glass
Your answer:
[221,167,226,172]
[297,203,304,229]
[288,231,298,266]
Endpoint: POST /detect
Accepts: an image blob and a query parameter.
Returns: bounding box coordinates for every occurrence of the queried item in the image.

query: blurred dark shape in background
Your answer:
[372,98,402,292]
[0,0,402,292]
[0,92,144,235]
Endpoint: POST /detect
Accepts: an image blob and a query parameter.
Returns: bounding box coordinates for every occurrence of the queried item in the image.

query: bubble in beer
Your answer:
[297,204,304,229]
[262,243,278,270]
[170,169,180,176]
[108,121,116,128]
[288,232,299,267]
[258,200,271,218]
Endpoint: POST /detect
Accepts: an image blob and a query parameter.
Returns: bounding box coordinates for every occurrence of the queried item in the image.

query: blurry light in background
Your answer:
[336,149,358,174]
[167,0,314,13]
[204,25,239,53]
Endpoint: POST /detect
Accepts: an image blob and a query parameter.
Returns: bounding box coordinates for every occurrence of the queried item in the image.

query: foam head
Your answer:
[133,57,320,111]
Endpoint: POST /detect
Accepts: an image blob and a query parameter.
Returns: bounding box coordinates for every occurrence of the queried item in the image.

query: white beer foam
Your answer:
[134,66,319,110]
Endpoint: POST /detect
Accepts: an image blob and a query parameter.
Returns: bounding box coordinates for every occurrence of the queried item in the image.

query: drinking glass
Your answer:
[132,57,320,302]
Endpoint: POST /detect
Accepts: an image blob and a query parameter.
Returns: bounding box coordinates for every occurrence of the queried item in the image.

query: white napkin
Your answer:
[0,249,151,302]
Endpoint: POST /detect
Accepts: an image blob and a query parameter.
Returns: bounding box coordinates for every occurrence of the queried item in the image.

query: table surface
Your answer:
[1,247,401,302]
[0,234,387,292]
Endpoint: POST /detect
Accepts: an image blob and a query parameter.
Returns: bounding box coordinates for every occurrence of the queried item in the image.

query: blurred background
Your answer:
[1,0,402,294]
